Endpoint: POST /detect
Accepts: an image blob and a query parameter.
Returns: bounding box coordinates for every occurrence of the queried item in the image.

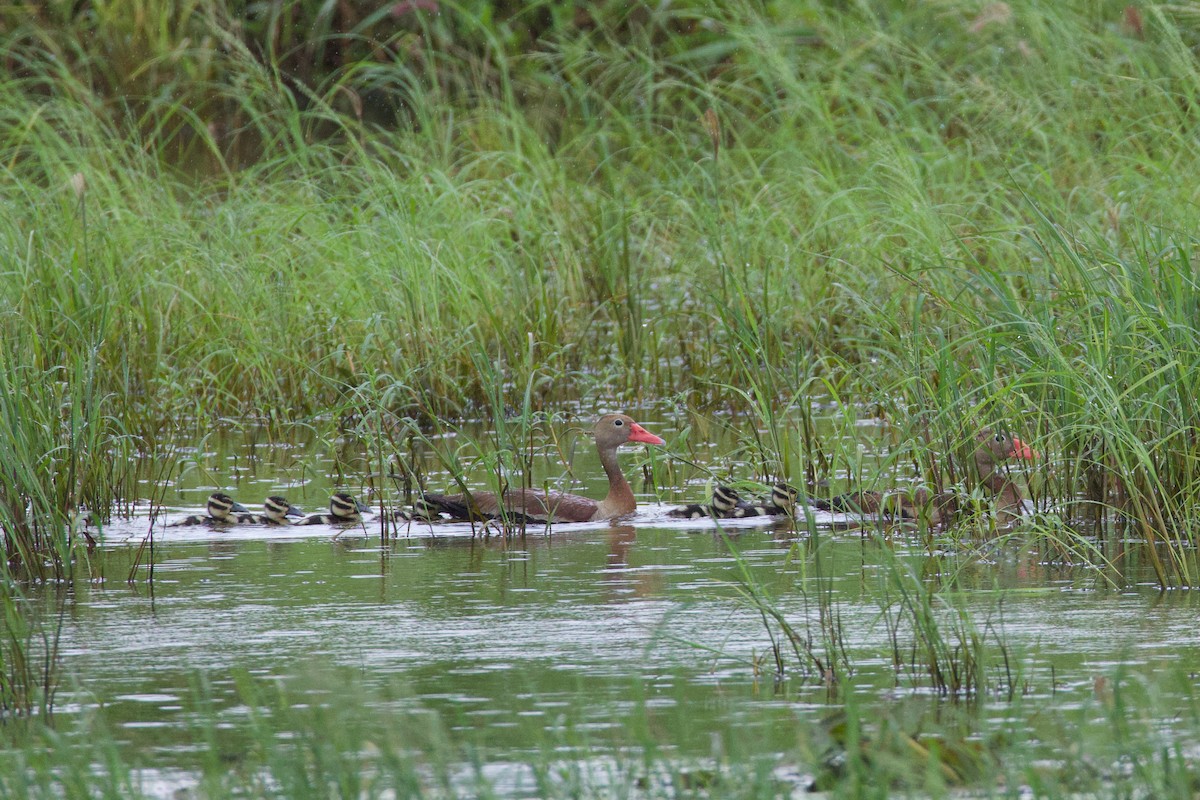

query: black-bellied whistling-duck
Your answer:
[297,492,370,525]
[667,485,744,519]
[237,496,305,525]
[171,492,249,526]
[925,428,1038,526]
[417,414,665,523]
[815,428,1038,526]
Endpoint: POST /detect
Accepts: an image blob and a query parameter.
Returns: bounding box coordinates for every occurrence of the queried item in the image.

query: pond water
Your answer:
[16,416,1200,795]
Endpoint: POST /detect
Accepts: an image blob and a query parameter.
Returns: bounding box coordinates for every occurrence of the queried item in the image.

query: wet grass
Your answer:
[3,3,1193,413]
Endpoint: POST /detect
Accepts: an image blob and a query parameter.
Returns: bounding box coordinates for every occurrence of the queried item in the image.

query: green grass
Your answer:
[2,0,1199,573]
[3,1,1193,413]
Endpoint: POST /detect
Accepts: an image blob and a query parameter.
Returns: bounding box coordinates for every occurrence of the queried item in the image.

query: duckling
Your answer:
[236,496,305,525]
[813,489,914,518]
[171,492,249,526]
[668,485,744,519]
[769,482,799,514]
[388,505,420,522]
[723,482,798,518]
[297,492,370,525]
[387,502,430,522]
[745,482,798,516]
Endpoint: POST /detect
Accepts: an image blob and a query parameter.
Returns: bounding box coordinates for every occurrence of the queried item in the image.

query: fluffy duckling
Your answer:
[741,482,798,517]
[171,493,249,526]
[236,496,305,525]
[667,485,744,519]
[297,492,370,526]
[717,482,798,518]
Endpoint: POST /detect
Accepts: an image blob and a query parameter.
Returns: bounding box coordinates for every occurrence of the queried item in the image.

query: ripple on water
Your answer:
[33,488,1200,790]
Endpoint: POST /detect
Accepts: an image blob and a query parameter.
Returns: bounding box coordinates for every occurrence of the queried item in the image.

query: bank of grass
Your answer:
[3,0,1200,565]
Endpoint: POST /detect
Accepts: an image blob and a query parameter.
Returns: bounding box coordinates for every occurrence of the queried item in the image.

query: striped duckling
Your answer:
[722,482,798,518]
[297,492,371,526]
[745,482,798,517]
[667,485,744,519]
[237,496,305,525]
[171,492,249,526]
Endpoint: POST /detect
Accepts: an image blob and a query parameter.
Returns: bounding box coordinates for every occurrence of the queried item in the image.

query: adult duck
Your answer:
[297,492,370,525]
[814,428,1037,525]
[417,414,665,523]
[925,427,1038,526]
[171,492,249,526]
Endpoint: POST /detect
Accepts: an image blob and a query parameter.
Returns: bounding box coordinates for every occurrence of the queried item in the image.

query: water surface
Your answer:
[19,419,1200,795]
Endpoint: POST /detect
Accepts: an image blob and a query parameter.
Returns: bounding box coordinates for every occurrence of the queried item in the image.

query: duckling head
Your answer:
[263,496,304,523]
[329,492,370,521]
[208,492,249,521]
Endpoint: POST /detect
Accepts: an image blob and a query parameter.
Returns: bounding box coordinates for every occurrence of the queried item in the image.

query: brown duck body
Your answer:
[418,414,665,523]
[816,428,1037,526]
[923,428,1037,526]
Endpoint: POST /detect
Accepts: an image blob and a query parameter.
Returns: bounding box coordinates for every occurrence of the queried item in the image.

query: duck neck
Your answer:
[597,444,636,517]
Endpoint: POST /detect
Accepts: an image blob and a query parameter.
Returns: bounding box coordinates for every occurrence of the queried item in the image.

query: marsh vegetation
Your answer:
[2,0,1200,795]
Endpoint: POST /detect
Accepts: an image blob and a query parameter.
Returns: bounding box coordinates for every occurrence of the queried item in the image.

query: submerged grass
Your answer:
[4,646,1200,798]
[733,527,1021,701]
